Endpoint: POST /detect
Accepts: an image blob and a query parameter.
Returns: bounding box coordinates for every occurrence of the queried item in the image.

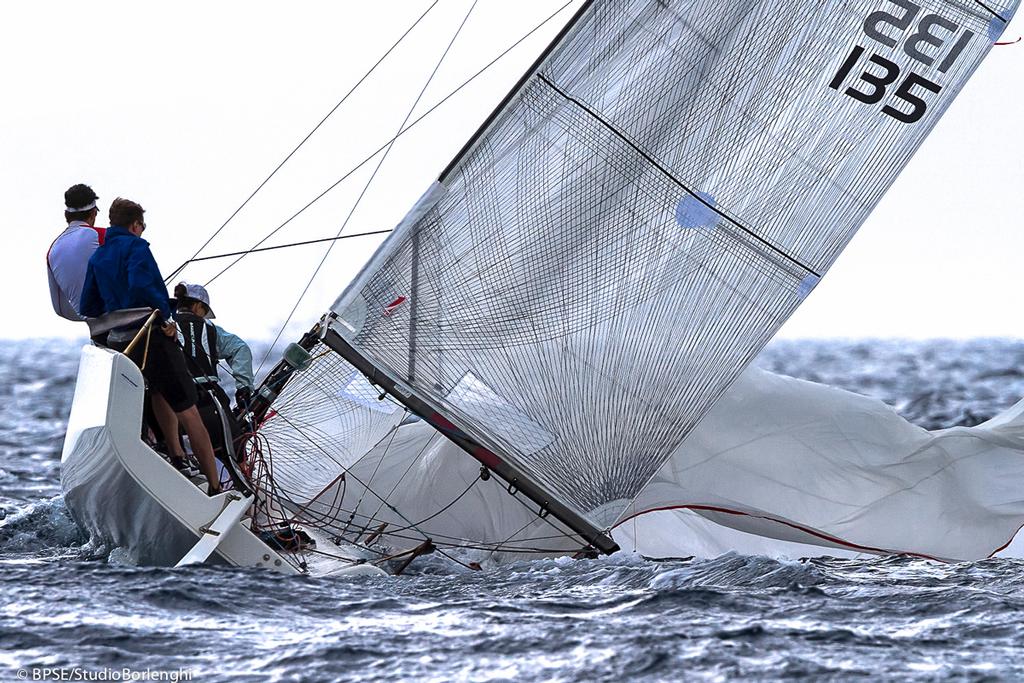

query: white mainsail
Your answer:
[253,0,1021,561]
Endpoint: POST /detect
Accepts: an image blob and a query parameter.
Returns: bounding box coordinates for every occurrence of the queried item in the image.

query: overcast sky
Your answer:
[3,1,1022,351]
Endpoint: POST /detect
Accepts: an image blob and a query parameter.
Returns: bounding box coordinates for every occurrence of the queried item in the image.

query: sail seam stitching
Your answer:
[972,0,1007,22]
[536,72,821,279]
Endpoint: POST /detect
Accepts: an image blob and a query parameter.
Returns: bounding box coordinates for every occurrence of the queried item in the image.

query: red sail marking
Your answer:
[383,296,407,317]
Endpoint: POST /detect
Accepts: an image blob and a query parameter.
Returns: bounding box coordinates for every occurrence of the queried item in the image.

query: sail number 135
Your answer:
[829,0,975,124]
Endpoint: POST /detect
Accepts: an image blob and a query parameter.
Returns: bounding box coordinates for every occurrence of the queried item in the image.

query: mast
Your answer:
[328,0,617,554]
[437,0,596,183]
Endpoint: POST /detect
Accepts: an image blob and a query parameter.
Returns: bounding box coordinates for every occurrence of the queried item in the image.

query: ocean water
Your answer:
[4,338,1024,681]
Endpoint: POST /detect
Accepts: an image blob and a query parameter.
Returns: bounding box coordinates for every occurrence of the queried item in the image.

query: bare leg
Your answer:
[177,405,221,493]
[150,393,185,458]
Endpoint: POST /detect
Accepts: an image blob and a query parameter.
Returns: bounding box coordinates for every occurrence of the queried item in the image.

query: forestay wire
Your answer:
[163,1,440,285]
[189,1,573,288]
[180,229,393,264]
[255,0,481,375]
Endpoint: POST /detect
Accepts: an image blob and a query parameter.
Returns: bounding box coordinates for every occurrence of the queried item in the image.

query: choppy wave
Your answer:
[3,552,1024,680]
[0,497,85,556]
[4,338,1024,680]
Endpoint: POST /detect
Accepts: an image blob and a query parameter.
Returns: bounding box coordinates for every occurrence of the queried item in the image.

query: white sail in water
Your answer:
[623,366,1024,561]
[256,0,1021,559]
[301,365,1024,562]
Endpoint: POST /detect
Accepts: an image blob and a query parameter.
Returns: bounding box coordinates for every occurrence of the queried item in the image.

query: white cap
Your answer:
[177,282,215,318]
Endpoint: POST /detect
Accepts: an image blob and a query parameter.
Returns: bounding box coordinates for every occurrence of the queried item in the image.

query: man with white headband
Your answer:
[47,184,106,321]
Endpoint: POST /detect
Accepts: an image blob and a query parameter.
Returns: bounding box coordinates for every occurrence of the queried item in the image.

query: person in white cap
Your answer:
[172,282,255,486]
[47,184,106,321]
[173,282,255,409]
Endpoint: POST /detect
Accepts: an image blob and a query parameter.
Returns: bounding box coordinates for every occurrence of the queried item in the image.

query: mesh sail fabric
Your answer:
[625,367,1024,562]
[257,341,406,504]
[306,421,586,558]
[332,0,1012,530]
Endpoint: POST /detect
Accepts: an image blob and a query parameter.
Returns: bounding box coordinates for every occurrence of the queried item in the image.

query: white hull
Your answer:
[60,345,381,576]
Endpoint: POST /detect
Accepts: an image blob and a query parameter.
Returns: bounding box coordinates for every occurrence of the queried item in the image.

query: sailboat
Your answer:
[61,0,1024,573]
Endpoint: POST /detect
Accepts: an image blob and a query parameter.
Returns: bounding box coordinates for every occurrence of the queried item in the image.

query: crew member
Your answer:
[173,282,255,472]
[79,198,223,495]
[47,184,106,321]
[173,282,255,410]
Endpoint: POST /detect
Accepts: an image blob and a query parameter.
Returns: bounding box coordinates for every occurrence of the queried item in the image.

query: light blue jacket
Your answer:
[214,324,254,390]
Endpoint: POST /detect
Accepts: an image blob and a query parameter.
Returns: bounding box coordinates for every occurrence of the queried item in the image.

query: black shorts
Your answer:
[111,330,198,413]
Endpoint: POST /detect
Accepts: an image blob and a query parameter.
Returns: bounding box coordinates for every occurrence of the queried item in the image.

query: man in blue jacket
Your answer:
[80,198,222,495]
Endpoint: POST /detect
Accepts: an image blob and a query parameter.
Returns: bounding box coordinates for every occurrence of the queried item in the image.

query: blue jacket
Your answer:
[80,226,172,320]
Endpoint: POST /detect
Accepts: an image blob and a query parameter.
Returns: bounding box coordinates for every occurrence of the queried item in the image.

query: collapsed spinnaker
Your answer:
[260,361,1024,563]
[621,364,1024,562]
[257,0,1019,560]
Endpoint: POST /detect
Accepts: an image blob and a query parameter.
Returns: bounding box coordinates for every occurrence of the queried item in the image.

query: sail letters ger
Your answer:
[328,0,1018,531]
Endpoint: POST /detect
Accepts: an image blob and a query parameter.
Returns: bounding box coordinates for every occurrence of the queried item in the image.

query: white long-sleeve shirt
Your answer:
[47,221,105,321]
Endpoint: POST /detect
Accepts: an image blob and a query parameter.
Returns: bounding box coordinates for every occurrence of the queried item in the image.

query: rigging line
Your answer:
[164,1,439,285]
[535,72,821,279]
[200,0,573,287]
[301,546,362,565]
[378,476,482,535]
[438,0,595,181]
[328,509,578,548]
[284,471,347,527]
[365,531,578,553]
[324,511,577,549]
[345,418,408,539]
[973,0,1008,22]
[487,517,544,560]
[179,229,392,265]
[261,427,497,565]
[366,429,441,524]
[349,525,573,553]
[269,410,441,544]
[324,503,578,544]
[255,0,481,376]
[304,485,585,546]
[287,479,547,552]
